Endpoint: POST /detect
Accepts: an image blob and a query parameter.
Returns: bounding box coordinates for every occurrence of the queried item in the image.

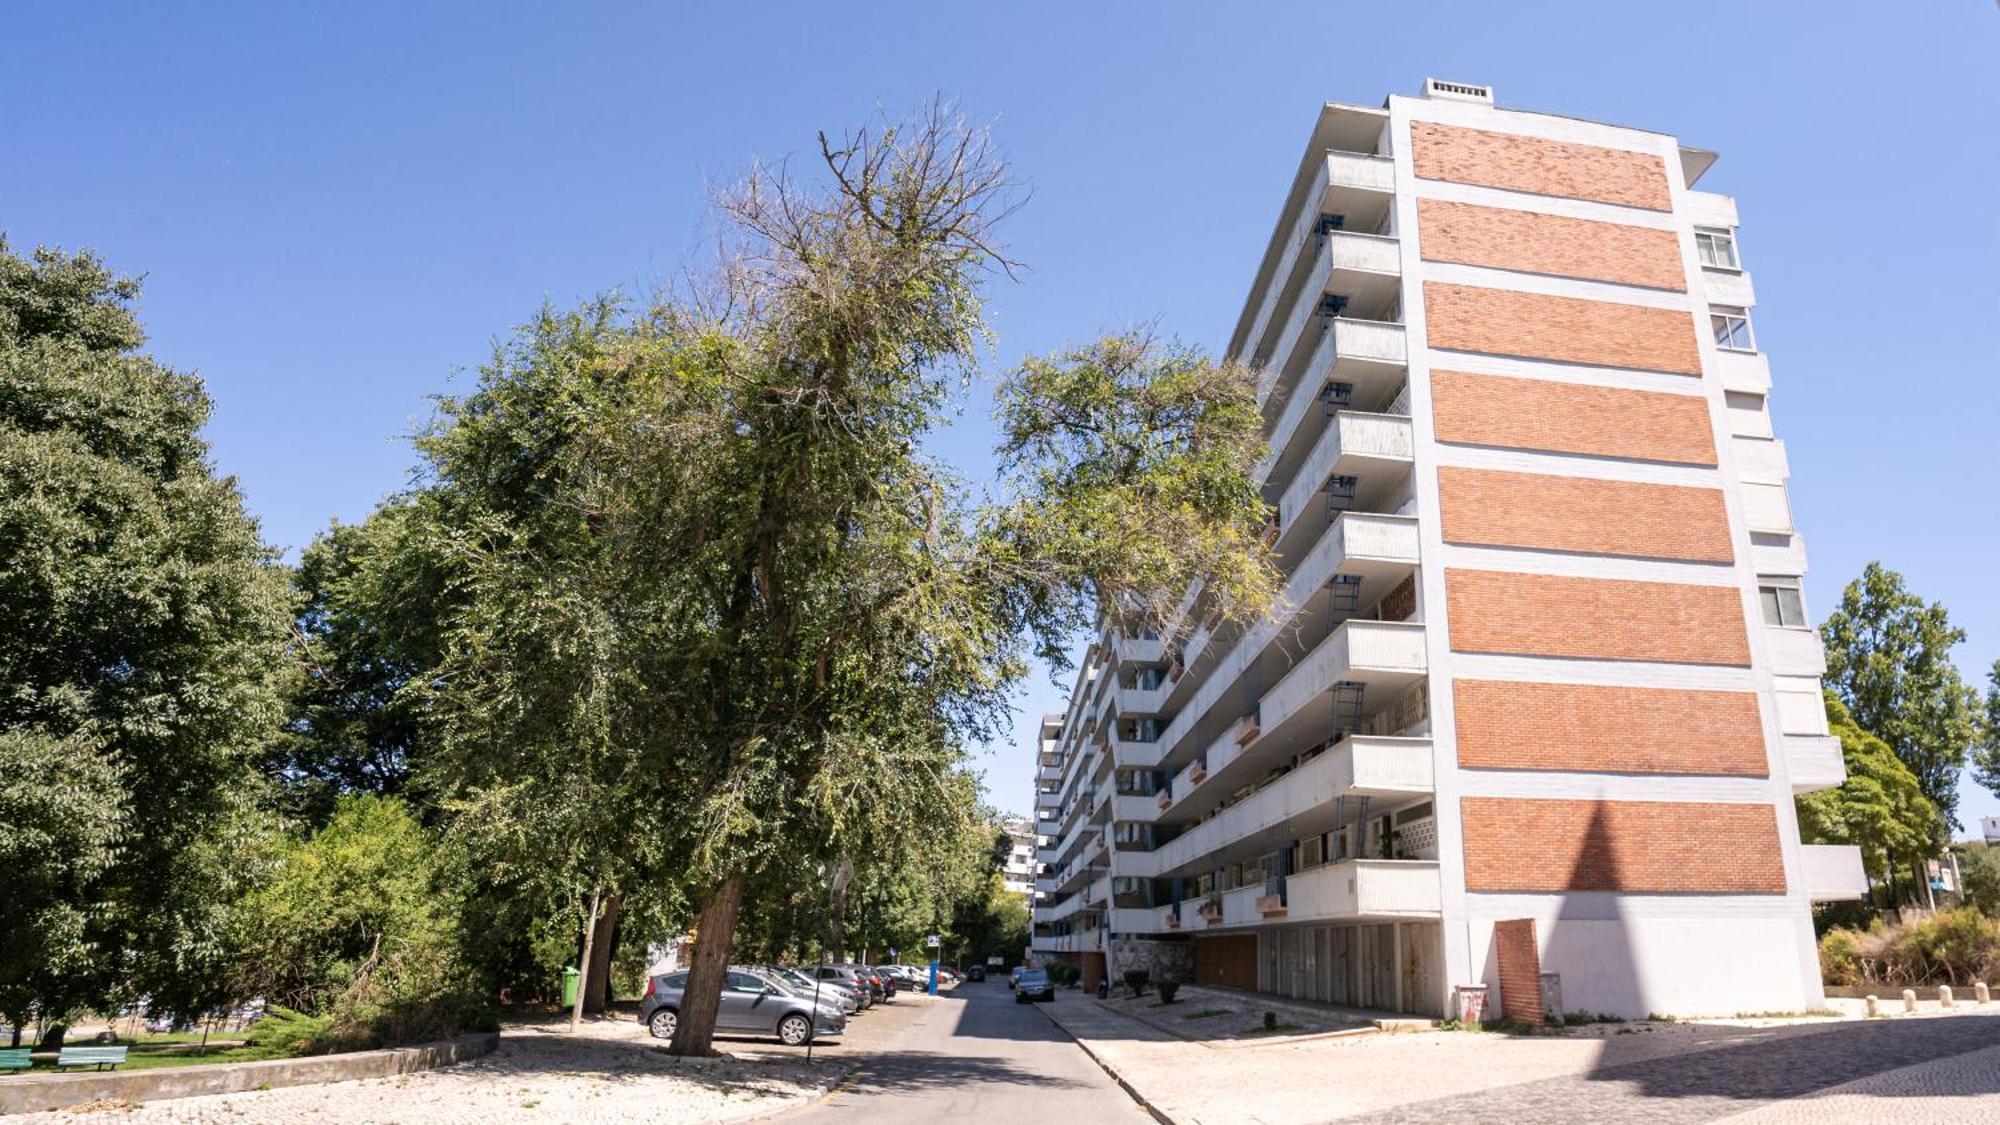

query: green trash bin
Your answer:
[561,966,581,1007]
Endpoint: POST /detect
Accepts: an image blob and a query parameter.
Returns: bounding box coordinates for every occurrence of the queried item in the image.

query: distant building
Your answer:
[999,814,1039,899]
[1983,818,2000,846]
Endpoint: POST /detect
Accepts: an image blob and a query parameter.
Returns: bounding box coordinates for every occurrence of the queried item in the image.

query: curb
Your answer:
[1032,1003,1177,1125]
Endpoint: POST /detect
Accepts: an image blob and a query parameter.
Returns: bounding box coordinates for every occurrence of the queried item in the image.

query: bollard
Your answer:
[1864,995,1879,1017]
[1940,985,1955,1008]
[1978,982,1990,1005]
[1903,988,1918,1013]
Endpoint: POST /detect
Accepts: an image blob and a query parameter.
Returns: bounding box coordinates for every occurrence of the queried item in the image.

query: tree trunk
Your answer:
[37,1023,66,1051]
[569,885,604,1034]
[668,874,744,1057]
[827,857,854,963]
[583,892,623,1015]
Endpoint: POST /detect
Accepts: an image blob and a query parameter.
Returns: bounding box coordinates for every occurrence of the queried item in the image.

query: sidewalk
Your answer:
[1035,990,2000,1123]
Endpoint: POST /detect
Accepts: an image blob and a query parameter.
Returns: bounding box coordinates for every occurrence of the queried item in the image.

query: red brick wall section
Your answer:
[1410,121,1673,211]
[1437,467,1735,563]
[1454,680,1768,776]
[1194,934,1259,991]
[1417,199,1686,291]
[1430,370,1718,466]
[1461,797,1789,894]
[1445,569,1751,666]
[1425,282,1703,375]
[1493,919,1544,1026]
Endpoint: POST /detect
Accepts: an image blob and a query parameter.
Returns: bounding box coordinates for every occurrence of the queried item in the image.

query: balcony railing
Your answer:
[1240,149,1396,358]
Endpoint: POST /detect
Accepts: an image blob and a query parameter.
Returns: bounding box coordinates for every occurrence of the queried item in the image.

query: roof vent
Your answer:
[1424,78,1493,104]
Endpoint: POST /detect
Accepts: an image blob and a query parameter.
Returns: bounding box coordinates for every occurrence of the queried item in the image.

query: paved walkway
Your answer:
[1037,989,2000,1123]
[782,979,1151,1123]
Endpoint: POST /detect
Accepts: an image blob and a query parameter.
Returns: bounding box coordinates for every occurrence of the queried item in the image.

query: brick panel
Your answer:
[1437,467,1734,563]
[1454,680,1768,776]
[1417,199,1685,291]
[1426,282,1702,375]
[1194,934,1259,991]
[1431,370,1717,466]
[1461,797,1788,893]
[1411,121,1672,210]
[1493,919,1544,1026]
[1444,569,1750,666]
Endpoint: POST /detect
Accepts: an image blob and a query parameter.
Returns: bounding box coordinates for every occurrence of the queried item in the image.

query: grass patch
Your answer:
[1235,1022,1304,1039]
[1179,1008,1228,1020]
[112,1044,299,1071]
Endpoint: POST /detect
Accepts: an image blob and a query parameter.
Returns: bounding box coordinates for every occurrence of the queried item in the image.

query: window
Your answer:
[1696,227,1739,270]
[1759,577,1808,628]
[1711,305,1755,352]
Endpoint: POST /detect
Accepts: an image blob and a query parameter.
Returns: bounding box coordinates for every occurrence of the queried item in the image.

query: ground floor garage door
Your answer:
[1192,933,1258,991]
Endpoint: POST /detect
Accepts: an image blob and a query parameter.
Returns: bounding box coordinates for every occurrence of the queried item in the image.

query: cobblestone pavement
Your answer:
[11,996,950,1124]
[1371,1013,2000,1123]
[1040,989,2000,1124]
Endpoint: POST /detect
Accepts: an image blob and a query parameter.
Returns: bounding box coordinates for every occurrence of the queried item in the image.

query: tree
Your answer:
[1820,562,1981,830]
[1797,693,1942,908]
[381,103,1274,1057]
[1970,660,2000,798]
[0,239,292,1040]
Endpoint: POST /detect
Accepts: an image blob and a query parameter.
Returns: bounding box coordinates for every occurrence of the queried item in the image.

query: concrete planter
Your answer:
[0,1032,500,1116]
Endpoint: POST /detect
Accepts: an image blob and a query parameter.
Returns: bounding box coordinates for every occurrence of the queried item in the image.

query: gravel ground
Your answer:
[13,1016,857,1124]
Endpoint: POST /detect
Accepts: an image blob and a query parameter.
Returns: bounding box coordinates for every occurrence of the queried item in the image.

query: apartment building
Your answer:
[1030,80,1864,1021]
[1000,815,1041,899]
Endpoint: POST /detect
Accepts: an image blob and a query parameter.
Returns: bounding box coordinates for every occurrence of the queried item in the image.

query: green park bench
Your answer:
[55,1045,127,1071]
[0,1048,32,1072]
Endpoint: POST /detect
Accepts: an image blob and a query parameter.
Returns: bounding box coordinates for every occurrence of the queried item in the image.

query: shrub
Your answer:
[245,1006,338,1055]
[1042,960,1079,988]
[1157,981,1181,1004]
[1818,928,1864,986]
[1123,969,1149,996]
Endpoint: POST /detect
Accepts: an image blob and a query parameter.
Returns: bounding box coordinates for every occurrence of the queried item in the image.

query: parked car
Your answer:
[1014,969,1054,1003]
[1009,965,1026,990]
[966,964,986,982]
[640,968,845,1046]
[772,966,860,1014]
[809,965,882,1005]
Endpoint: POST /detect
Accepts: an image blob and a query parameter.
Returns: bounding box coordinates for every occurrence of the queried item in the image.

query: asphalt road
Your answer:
[783,980,1153,1123]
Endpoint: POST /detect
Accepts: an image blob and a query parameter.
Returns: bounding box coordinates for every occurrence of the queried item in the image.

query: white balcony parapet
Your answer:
[1241,151,1397,357]
[1261,619,1428,730]
[1764,627,1827,677]
[1256,236,1403,408]
[1277,412,1413,532]
[1150,859,1440,934]
[1157,735,1433,872]
[1714,349,1771,394]
[1785,734,1846,794]
[1118,517,1421,770]
[1259,319,1409,480]
[1801,844,1868,902]
[1733,436,1789,484]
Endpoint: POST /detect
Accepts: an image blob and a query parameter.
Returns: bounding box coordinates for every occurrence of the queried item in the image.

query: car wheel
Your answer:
[778,1014,813,1046]
[647,1008,678,1040]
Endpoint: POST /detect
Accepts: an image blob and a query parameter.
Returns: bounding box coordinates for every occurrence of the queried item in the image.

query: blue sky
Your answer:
[6,2,1998,831]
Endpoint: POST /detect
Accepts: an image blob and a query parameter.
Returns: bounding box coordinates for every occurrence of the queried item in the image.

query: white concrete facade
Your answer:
[1032,80,1859,1020]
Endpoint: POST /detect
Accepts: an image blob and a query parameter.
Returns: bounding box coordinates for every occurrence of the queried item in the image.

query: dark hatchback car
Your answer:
[966,965,987,982]
[1013,968,1054,1003]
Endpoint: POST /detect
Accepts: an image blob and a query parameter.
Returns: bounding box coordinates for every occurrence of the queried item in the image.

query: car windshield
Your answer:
[1018,971,1047,984]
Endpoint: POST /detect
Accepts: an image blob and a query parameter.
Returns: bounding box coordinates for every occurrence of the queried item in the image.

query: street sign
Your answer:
[925,933,941,948]
[987,955,1003,966]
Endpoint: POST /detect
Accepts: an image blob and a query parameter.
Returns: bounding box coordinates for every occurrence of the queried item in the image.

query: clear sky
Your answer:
[6,2,1998,831]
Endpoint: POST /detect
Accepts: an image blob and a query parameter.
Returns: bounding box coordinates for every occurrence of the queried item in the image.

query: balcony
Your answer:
[1275,412,1413,538]
[1037,764,1062,784]
[1255,234,1403,409]
[1785,734,1846,794]
[1156,735,1435,870]
[1260,319,1408,488]
[1240,149,1397,362]
[1153,860,1440,934]
[1801,844,1868,902]
[1036,788,1061,810]
[1714,348,1771,394]
[1763,626,1826,677]
[1733,436,1789,484]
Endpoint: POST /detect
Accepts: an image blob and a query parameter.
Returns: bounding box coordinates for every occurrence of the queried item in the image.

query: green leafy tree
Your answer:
[0,239,292,1042]
[368,104,1274,1056]
[1970,660,2000,799]
[1797,693,1943,907]
[1956,842,2000,919]
[231,795,488,1047]
[1820,562,1981,830]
